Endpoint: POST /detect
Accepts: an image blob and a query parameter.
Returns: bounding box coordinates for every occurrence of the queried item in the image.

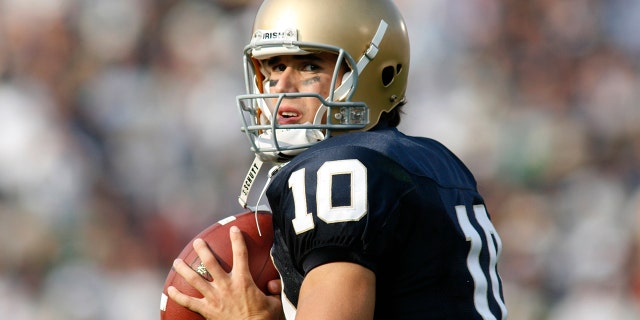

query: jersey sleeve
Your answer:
[267,144,414,275]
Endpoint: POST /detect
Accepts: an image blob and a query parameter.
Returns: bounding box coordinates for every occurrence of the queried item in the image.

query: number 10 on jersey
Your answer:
[288,159,368,235]
[455,205,507,320]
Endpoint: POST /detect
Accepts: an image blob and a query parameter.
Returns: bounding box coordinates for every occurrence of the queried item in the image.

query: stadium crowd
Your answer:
[0,0,638,319]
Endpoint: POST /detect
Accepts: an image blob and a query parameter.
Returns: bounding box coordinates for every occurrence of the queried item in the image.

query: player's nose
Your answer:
[271,68,297,93]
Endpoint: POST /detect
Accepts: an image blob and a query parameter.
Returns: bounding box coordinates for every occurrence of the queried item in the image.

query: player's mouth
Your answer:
[278,111,302,124]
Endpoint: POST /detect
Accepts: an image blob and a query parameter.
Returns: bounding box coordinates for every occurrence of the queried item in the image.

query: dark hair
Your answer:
[378,99,406,128]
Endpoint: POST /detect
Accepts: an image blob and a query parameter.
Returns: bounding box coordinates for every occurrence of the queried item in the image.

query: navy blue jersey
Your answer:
[266,127,507,319]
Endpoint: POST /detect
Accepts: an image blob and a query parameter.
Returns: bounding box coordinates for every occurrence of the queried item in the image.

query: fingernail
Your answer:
[230,225,240,233]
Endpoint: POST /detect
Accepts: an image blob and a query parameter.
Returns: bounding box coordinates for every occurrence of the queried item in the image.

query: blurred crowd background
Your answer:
[0,0,638,319]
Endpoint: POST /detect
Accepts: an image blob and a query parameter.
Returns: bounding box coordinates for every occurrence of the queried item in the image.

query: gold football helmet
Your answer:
[236,0,409,162]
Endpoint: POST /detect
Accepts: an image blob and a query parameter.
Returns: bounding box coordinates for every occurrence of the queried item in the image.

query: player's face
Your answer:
[262,52,343,125]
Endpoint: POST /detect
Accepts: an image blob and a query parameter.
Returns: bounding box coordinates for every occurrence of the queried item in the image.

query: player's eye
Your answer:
[271,63,287,73]
[301,63,320,72]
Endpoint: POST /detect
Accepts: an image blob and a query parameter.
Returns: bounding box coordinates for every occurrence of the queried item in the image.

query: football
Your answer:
[160,210,279,320]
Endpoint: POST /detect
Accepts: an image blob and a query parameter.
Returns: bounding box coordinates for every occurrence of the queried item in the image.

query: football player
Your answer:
[169,0,508,319]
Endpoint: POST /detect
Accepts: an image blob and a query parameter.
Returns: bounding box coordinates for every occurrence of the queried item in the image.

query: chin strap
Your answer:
[251,164,284,236]
[318,19,388,129]
[332,19,388,102]
[238,156,264,209]
[239,156,288,236]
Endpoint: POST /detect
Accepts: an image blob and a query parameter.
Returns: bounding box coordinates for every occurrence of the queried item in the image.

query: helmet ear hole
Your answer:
[381,65,396,87]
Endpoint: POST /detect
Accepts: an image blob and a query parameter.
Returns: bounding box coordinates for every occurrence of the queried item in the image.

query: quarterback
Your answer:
[169,0,508,319]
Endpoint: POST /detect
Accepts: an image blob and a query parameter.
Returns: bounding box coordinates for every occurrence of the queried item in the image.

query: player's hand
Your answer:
[167,226,284,320]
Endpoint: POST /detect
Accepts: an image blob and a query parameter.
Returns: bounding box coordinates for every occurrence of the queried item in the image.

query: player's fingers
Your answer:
[267,279,282,295]
[171,258,215,297]
[229,226,251,275]
[192,238,228,281]
[167,285,205,312]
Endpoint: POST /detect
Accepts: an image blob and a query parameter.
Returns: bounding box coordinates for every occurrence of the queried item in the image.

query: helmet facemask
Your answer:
[237,38,370,163]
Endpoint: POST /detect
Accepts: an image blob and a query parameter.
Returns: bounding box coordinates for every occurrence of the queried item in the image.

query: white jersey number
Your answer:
[455,205,508,320]
[289,159,368,234]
